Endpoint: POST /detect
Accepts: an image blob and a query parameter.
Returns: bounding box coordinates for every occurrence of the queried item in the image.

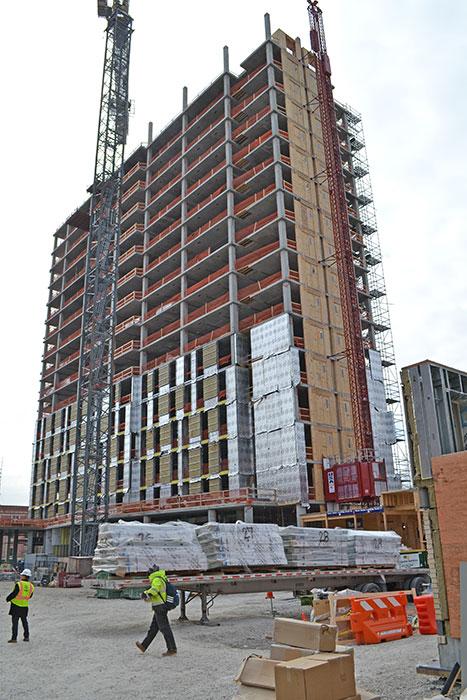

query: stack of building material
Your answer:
[196,522,287,570]
[280,528,400,569]
[346,530,401,567]
[280,527,349,567]
[92,521,208,575]
[234,617,380,699]
[251,314,308,504]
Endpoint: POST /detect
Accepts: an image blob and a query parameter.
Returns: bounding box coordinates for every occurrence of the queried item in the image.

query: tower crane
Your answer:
[307,1,374,458]
[69,0,133,556]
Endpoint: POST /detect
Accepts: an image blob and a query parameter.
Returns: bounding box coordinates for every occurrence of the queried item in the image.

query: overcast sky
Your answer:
[1,0,465,505]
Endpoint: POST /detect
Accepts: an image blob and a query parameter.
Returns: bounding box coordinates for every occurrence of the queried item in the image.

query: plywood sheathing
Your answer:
[274,31,356,476]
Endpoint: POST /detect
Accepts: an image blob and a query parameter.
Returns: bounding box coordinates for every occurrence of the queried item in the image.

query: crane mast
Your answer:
[307,1,374,457]
[70,0,133,556]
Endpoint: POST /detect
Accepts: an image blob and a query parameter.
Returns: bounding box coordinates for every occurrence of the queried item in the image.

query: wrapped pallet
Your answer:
[196,522,287,570]
[346,530,401,567]
[280,527,349,567]
[92,520,208,575]
[281,527,401,569]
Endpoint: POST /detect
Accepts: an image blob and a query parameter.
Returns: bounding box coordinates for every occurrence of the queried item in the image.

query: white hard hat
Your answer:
[21,569,32,577]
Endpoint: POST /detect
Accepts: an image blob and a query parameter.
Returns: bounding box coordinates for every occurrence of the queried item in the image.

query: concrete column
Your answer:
[224,46,239,335]
[6,532,12,562]
[50,218,69,413]
[264,13,271,40]
[139,120,154,373]
[12,531,19,564]
[266,32,292,314]
[143,516,151,524]
[180,86,189,352]
[0,531,3,560]
[26,532,34,556]
[207,509,217,523]
[43,528,54,556]
[295,505,307,526]
[243,505,254,523]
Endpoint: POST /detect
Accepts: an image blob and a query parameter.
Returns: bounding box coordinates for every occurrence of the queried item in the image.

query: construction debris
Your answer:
[234,616,381,699]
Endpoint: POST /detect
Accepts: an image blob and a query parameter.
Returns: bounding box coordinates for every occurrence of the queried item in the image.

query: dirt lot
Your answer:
[0,581,443,700]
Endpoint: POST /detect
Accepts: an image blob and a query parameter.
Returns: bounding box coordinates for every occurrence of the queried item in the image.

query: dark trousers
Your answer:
[142,604,176,652]
[11,607,29,641]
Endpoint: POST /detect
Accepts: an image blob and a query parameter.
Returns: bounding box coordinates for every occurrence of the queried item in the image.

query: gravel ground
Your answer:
[0,581,443,700]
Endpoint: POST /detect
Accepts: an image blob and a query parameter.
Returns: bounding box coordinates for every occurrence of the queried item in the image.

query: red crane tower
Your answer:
[307,0,374,458]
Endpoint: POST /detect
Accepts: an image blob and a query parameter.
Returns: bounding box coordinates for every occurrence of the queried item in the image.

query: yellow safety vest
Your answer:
[12,580,34,608]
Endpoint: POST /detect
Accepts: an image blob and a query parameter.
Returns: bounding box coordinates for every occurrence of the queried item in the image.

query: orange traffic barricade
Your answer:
[350,592,413,644]
[413,593,437,635]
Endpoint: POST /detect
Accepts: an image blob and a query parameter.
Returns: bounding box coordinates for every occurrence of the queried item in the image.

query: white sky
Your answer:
[1,0,465,505]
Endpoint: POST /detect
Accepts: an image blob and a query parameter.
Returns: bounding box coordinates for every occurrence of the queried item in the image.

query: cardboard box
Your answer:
[273,618,337,652]
[275,653,356,700]
[235,657,280,690]
[270,644,353,662]
[234,686,276,699]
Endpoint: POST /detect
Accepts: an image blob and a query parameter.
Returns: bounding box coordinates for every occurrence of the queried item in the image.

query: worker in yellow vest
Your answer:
[6,569,34,643]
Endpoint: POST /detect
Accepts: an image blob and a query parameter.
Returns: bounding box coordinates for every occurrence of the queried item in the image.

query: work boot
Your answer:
[23,638,29,642]
[162,649,177,656]
[135,641,146,653]
[8,639,17,643]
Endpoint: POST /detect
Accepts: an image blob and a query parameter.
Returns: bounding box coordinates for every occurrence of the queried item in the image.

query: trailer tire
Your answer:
[357,582,383,594]
[408,575,431,596]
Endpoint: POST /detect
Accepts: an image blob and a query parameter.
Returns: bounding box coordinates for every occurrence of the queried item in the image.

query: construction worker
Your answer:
[135,563,177,656]
[6,568,34,643]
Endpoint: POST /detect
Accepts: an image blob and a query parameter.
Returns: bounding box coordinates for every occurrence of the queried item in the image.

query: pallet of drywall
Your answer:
[280,528,401,569]
[347,530,401,567]
[196,522,287,570]
[280,527,349,567]
[92,521,208,576]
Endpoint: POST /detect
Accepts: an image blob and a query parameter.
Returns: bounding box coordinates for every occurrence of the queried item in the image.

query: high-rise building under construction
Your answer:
[30,18,408,541]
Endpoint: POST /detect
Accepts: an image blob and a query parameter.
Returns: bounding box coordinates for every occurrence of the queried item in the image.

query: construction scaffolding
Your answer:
[338,102,411,485]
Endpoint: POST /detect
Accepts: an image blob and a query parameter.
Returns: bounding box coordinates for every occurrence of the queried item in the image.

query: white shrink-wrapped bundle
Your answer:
[196,522,287,570]
[346,530,401,567]
[92,520,208,576]
[280,527,350,568]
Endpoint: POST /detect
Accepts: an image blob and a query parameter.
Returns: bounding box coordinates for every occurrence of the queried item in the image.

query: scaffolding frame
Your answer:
[339,102,411,485]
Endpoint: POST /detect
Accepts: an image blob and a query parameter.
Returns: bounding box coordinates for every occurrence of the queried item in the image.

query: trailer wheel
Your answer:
[408,574,431,596]
[357,582,383,594]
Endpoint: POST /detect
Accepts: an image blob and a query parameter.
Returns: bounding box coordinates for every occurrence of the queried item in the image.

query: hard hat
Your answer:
[20,569,32,577]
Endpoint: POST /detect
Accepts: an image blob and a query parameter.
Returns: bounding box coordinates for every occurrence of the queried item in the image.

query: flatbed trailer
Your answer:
[96,566,430,623]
